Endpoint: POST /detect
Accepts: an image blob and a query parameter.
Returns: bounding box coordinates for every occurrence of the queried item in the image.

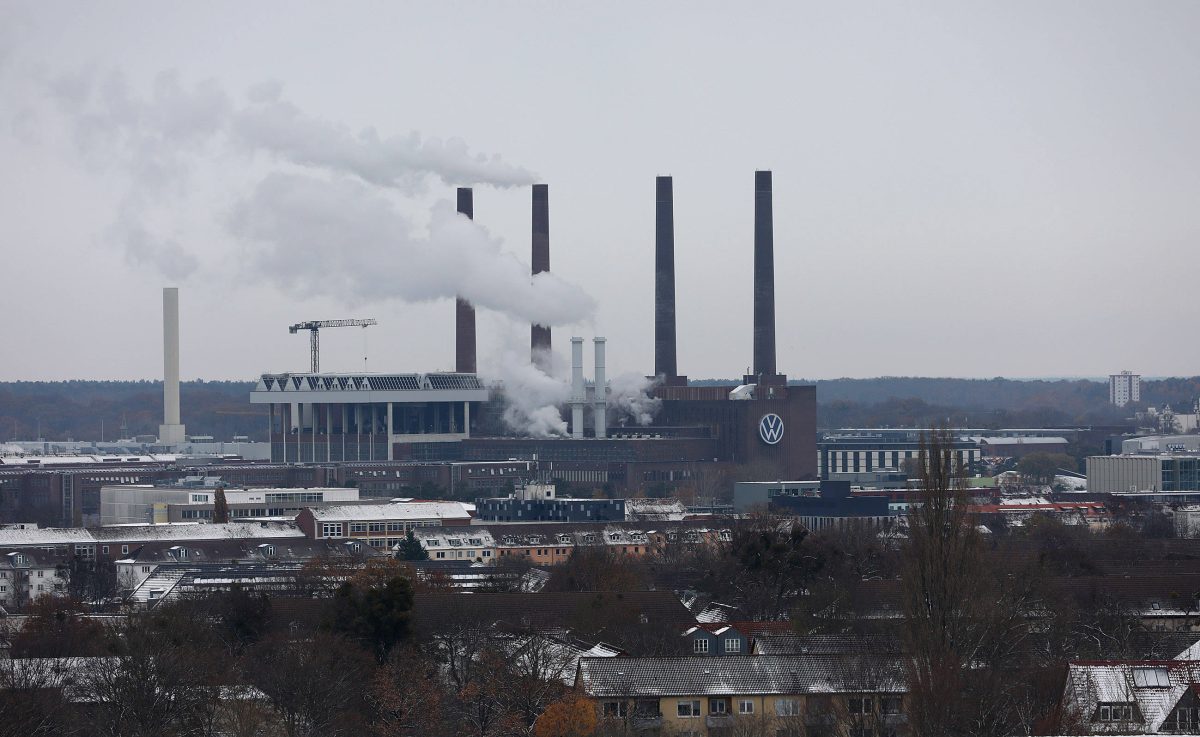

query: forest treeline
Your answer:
[0,381,261,442]
[2,376,1199,441]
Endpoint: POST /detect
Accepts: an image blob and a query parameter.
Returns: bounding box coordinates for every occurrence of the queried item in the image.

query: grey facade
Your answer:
[474,496,626,523]
[1087,454,1200,493]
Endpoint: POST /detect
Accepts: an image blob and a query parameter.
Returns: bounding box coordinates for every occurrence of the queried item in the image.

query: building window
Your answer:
[775,699,800,717]
[121,545,129,555]
[724,638,741,653]
[710,699,728,715]
[349,523,368,533]
[1098,704,1134,722]
[739,699,754,714]
[881,696,901,715]
[602,701,627,718]
[141,566,151,573]
[677,700,701,718]
[36,570,43,578]
[693,638,710,654]
[848,697,872,715]
[322,523,344,538]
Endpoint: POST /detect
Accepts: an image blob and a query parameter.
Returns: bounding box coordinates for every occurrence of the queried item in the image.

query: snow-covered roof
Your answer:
[1064,661,1200,732]
[0,522,304,547]
[307,502,472,522]
[975,436,1068,445]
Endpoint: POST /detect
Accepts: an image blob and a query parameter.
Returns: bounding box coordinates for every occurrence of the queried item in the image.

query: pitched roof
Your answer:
[1064,661,1200,732]
[577,655,905,697]
[411,590,694,639]
[0,522,304,548]
[123,538,381,564]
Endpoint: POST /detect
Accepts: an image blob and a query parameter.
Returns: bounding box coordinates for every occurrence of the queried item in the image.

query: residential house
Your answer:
[0,522,306,562]
[115,537,380,591]
[576,654,907,737]
[0,548,69,609]
[682,624,750,656]
[1060,660,1200,733]
[413,528,496,563]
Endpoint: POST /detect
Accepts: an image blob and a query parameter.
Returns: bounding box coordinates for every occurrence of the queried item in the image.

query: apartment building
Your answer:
[413,521,732,566]
[0,548,69,609]
[576,655,907,737]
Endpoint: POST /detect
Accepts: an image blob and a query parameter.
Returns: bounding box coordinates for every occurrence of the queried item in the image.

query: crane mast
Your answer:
[288,319,378,373]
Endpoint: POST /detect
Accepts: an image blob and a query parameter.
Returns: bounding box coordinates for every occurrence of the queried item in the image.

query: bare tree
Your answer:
[246,632,373,737]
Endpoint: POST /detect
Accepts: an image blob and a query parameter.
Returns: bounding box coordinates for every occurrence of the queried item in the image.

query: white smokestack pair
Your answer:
[159,287,186,445]
[568,336,607,439]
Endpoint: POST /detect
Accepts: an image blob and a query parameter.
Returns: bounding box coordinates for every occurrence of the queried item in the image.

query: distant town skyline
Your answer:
[2,2,1198,382]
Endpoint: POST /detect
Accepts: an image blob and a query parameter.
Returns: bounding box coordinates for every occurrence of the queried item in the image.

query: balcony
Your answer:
[631,714,663,730]
[707,714,734,729]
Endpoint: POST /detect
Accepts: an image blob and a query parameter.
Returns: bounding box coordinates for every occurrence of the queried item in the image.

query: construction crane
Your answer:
[289,319,377,373]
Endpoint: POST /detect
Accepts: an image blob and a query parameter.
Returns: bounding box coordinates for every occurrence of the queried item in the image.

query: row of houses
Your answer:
[411,521,732,565]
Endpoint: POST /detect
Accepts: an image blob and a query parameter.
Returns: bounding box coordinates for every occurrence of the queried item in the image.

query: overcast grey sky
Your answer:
[2,1,1198,382]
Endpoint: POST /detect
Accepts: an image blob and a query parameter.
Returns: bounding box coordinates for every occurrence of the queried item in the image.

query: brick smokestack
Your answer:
[752,170,776,379]
[654,176,679,383]
[455,187,476,373]
[531,184,551,366]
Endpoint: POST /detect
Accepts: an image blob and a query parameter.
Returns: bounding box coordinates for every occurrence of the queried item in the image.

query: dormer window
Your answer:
[1096,703,1135,722]
[259,544,275,557]
[557,534,571,544]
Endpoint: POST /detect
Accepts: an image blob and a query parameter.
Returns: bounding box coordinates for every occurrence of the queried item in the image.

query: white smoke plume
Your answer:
[482,340,571,437]
[233,83,536,190]
[34,70,593,325]
[608,372,662,426]
[227,174,595,325]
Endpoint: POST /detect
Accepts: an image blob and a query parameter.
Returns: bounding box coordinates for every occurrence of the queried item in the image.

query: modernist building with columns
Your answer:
[250,372,489,463]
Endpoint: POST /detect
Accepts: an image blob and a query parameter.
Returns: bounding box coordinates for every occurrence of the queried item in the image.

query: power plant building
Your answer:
[246,170,818,495]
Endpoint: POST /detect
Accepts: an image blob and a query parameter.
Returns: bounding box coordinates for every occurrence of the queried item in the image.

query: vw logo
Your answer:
[758,413,785,445]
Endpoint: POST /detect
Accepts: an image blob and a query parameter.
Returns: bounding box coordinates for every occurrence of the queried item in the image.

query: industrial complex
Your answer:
[247,171,817,494]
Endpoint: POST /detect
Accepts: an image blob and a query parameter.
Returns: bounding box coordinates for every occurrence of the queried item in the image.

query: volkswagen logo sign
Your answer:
[758,413,785,445]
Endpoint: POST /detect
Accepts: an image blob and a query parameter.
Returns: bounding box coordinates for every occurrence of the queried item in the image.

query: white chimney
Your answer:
[570,337,585,439]
[593,337,607,439]
[158,287,186,445]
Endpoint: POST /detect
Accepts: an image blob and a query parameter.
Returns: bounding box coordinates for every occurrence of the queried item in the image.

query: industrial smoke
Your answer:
[40,71,594,327]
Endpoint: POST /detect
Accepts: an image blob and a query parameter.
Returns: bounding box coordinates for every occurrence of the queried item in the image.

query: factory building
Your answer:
[250,372,488,463]
[244,171,818,495]
[818,429,981,480]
